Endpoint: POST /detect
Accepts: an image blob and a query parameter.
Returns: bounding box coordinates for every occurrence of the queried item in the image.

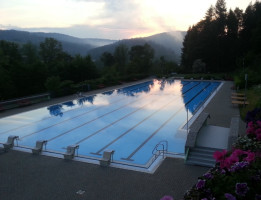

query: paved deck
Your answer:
[0,80,245,200]
[196,81,246,149]
[0,150,208,200]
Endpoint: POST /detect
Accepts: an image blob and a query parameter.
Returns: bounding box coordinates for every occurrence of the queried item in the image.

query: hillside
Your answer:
[88,31,186,62]
[0,30,117,56]
[0,30,185,62]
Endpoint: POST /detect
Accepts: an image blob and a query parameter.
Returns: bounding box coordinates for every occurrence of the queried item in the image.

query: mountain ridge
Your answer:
[0,29,185,62]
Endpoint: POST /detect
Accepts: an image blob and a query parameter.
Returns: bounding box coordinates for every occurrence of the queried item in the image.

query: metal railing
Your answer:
[152,140,168,162]
[0,93,50,111]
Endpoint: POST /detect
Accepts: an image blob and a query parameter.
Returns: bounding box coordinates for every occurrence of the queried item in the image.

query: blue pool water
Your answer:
[0,79,220,166]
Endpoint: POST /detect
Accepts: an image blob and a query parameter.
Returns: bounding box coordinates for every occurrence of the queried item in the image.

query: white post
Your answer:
[244,74,248,106]
[187,108,189,134]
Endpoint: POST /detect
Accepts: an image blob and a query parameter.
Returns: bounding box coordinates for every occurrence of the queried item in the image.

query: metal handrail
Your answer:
[152,140,168,162]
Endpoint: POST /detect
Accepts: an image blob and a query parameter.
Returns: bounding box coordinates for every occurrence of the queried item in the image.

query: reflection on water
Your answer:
[102,90,114,96]
[62,101,75,107]
[117,80,154,96]
[46,79,206,117]
[77,95,96,105]
[47,104,63,117]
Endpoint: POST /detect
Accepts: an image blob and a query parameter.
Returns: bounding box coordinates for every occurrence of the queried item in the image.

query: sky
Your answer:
[0,0,255,40]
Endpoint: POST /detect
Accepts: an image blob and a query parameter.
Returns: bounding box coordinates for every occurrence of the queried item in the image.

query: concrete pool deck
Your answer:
[0,79,245,200]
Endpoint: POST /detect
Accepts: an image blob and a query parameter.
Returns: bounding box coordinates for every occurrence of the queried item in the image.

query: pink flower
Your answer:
[248,121,254,128]
[244,152,255,162]
[160,195,174,200]
[213,149,227,162]
[247,127,255,134]
[227,154,239,166]
[255,128,261,135]
[257,133,261,141]
[257,120,261,127]
[255,151,261,158]
[232,149,244,157]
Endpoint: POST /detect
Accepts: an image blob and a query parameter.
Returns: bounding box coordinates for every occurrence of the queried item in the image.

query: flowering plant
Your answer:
[184,150,261,199]
[183,108,261,200]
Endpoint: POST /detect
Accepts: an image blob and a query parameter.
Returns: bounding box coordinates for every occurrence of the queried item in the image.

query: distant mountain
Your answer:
[0,30,185,62]
[87,31,186,63]
[0,30,117,56]
[145,31,186,56]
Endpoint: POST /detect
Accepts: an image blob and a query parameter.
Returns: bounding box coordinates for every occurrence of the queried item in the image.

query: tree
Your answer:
[192,59,206,73]
[0,63,15,100]
[128,43,154,74]
[205,5,215,22]
[114,44,128,74]
[40,38,63,64]
[215,0,227,36]
[21,42,39,64]
[100,52,115,68]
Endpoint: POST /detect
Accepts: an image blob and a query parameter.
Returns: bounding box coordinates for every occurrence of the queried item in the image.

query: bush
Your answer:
[45,76,75,97]
[45,76,61,97]
[182,108,261,200]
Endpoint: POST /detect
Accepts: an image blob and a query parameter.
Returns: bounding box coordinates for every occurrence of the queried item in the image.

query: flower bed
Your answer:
[161,108,261,200]
[183,109,261,200]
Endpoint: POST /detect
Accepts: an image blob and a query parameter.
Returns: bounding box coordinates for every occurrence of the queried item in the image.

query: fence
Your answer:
[0,93,50,112]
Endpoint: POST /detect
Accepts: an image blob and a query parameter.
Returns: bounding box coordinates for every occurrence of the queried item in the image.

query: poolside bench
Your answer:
[231,100,249,105]
[63,144,79,160]
[3,135,19,151]
[185,112,210,153]
[32,140,47,155]
[232,93,245,96]
[100,150,115,167]
[231,96,247,100]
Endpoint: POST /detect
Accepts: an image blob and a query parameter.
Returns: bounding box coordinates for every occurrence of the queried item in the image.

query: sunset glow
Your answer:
[0,0,254,39]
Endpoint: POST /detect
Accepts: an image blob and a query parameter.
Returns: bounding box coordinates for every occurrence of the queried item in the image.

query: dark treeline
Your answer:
[0,38,178,100]
[181,0,261,86]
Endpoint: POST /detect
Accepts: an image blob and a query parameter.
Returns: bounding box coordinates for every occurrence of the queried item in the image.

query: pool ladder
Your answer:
[152,140,168,162]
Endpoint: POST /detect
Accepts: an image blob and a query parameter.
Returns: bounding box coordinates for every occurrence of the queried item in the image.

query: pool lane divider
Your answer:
[20,90,157,141]
[90,96,181,156]
[121,106,184,161]
[76,96,177,146]
[65,81,203,147]
[182,81,200,94]
[53,81,211,154]
[184,83,211,106]
[91,82,212,158]
[18,80,199,141]
[120,82,212,162]
[48,95,167,143]
[0,81,154,136]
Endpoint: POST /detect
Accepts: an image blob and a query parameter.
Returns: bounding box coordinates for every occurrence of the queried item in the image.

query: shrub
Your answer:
[182,108,261,200]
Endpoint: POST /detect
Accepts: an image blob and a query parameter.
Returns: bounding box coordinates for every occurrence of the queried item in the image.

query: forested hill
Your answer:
[0,30,117,56]
[181,0,261,81]
[0,30,185,62]
[88,31,186,63]
[0,30,184,101]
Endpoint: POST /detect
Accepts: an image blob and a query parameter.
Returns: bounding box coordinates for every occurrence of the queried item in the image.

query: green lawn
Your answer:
[239,85,261,120]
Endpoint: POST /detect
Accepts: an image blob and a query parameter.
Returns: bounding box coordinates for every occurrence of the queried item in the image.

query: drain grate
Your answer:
[76,190,85,195]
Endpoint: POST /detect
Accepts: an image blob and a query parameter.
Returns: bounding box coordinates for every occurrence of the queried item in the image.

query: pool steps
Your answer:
[63,144,79,160]
[99,150,114,166]
[3,135,19,151]
[32,140,47,155]
[185,146,220,167]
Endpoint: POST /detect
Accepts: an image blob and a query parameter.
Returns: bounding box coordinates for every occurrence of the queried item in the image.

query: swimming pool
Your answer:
[0,79,221,169]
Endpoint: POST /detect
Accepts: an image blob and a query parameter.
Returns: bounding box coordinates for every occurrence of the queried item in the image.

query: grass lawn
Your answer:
[239,85,261,120]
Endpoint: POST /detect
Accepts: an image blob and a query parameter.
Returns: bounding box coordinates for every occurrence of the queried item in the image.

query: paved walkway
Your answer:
[197,81,246,149]
[0,79,245,200]
[202,81,245,131]
[0,150,208,200]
